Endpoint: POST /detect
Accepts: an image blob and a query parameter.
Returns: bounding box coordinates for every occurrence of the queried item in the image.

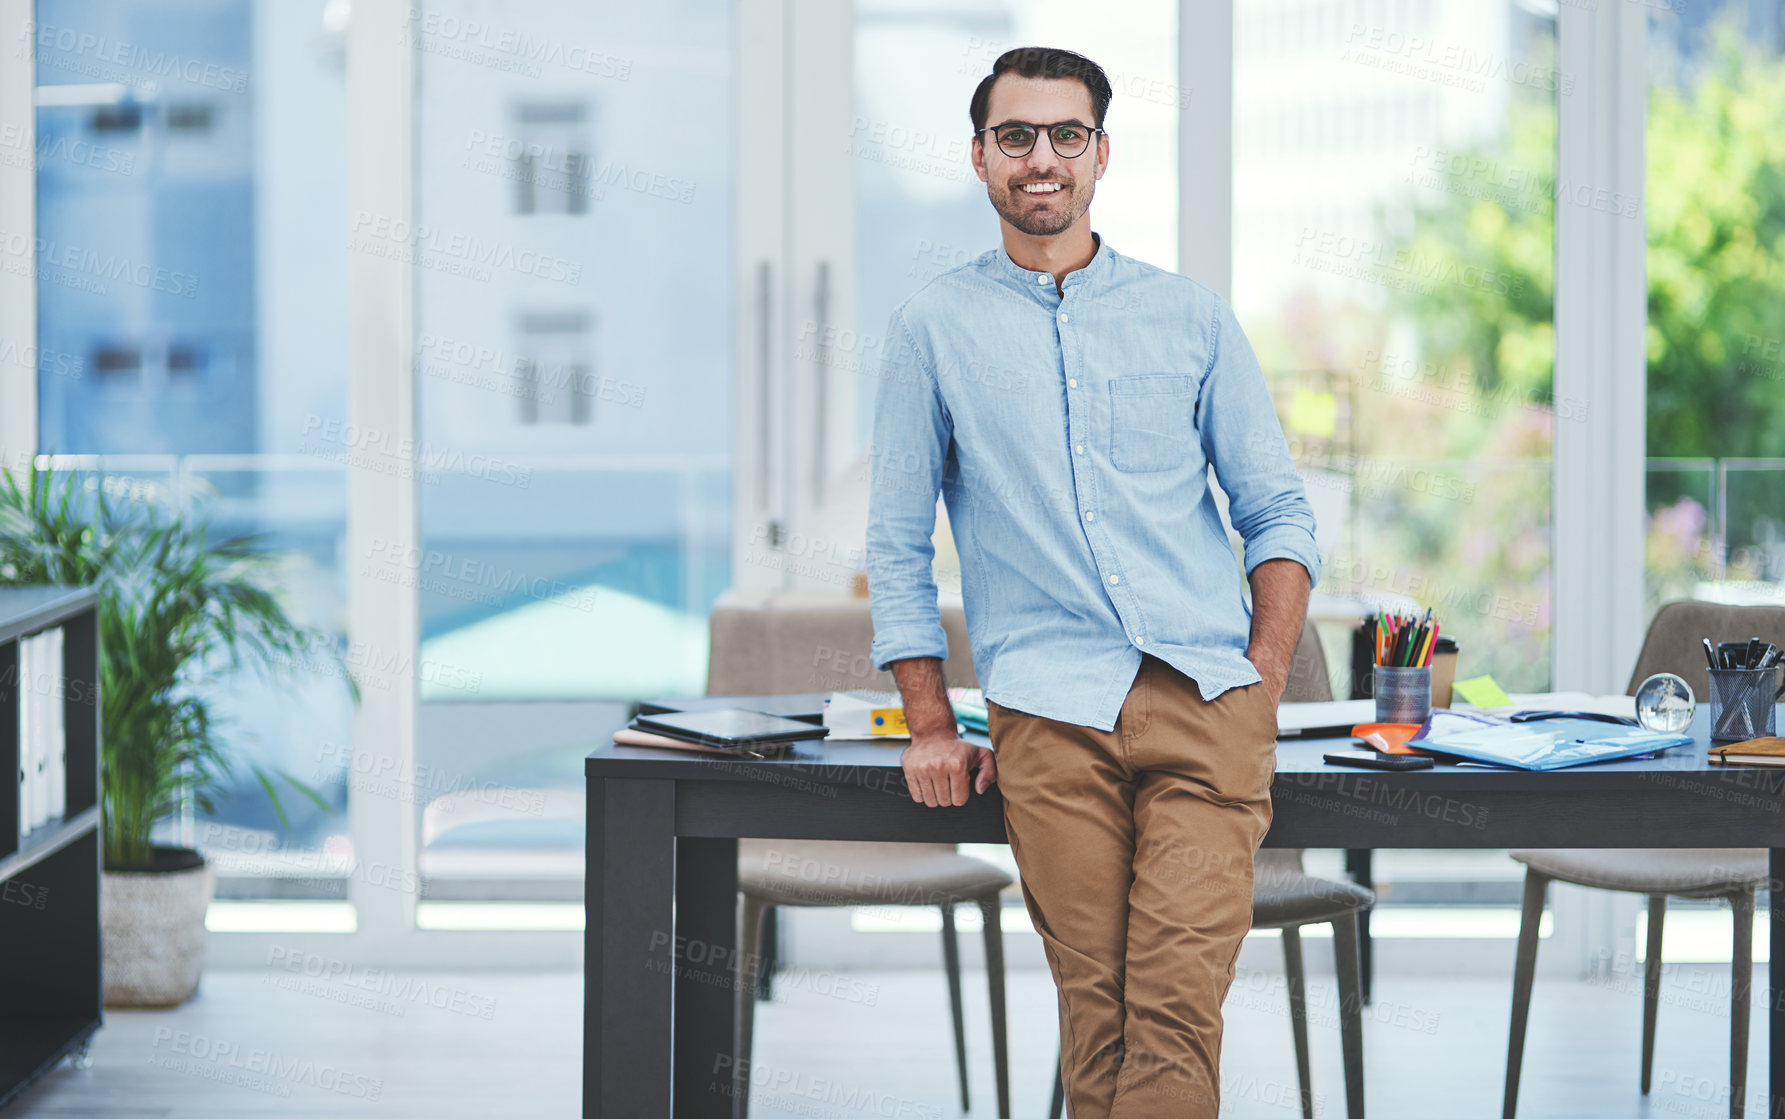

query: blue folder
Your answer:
[1413,714,1694,771]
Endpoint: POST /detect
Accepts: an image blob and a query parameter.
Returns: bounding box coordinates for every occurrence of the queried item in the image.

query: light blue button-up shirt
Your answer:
[866,234,1322,732]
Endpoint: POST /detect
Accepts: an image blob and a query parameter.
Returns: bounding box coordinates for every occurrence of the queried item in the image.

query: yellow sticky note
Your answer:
[870,708,908,735]
[1288,389,1337,437]
[1452,674,1514,708]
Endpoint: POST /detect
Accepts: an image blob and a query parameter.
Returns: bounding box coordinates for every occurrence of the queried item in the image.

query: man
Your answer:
[864,46,1321,1118]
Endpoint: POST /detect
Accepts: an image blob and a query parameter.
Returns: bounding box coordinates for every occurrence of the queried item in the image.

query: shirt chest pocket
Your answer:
[1108,373,1199,472]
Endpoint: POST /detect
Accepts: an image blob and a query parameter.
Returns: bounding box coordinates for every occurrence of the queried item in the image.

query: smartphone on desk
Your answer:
[1323,750,1434,771]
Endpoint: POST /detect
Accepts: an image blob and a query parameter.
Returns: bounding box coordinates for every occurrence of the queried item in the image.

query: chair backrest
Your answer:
[706,589,977,697]
[1283,617,1334,703]
[708,591,1337,703]
[1624,600,1785,698]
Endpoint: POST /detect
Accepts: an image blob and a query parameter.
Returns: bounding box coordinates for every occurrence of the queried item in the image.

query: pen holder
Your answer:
[1374,665,1432,726]
[1707,666,1782,742]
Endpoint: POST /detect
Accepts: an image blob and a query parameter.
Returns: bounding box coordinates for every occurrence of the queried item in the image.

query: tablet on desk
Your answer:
[633,708,833,747]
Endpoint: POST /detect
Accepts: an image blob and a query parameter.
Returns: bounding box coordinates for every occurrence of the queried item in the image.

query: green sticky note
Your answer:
[1452,674,1514,708]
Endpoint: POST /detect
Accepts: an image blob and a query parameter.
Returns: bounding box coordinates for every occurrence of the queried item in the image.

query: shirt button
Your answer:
[1074,444,1085,455]
[1108,574,1120,585]
[1059,313,1070,324]
[1036,273,1049,285]
[1067,378,1078,388]
[1134,636,1146,646]
[1085,511,1095,522]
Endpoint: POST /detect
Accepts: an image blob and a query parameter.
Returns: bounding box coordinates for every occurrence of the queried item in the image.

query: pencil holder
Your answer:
[1374,665,1432,726]
[1707,666,1782,742]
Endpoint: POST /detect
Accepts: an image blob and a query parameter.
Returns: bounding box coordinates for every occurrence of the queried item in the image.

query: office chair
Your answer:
[1502,601,1785,1119]
[707,590,1013,1119]
[1047,618,1374,1119]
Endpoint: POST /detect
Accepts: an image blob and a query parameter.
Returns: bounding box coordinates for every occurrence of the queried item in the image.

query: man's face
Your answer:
[972,74,1106,238]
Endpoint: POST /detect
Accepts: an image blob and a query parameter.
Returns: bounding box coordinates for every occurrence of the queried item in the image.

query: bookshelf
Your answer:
[0,586,102,1108]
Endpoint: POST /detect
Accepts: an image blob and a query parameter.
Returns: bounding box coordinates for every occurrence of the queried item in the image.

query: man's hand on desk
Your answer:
[900,734,997,808]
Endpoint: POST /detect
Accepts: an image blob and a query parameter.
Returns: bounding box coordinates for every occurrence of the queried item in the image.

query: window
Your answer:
[1643,0,1785,613]
[1235,0,1559,691]
[509,101,592,216]
[514,310,593,426]
[411,0,732,906]
[33,0,353,900]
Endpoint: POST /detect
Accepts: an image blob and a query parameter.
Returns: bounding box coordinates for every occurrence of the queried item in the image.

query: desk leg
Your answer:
[675,837,739,1119]
[1771,849,1783,1116]
[586,778,676,1118]
[1345,849,1374,1004]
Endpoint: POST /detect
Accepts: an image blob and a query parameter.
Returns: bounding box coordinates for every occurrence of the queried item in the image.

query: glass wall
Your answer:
[32,0,354,897]
[410,0,733,900]
[1233,0,1560,692]
[1643,0,1785,614]
[1231,0,1560,918]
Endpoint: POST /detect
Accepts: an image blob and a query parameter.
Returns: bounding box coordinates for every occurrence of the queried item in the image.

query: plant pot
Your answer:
[101,846,213,1008]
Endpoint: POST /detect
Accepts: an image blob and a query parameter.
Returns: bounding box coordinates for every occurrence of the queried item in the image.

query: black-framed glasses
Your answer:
[977,121,1104,159]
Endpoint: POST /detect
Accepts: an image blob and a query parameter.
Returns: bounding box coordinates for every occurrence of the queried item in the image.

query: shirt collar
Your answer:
[994,231,1112,293]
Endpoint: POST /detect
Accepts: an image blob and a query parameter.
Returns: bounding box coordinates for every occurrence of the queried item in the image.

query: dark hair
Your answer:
[969,47,1112,135]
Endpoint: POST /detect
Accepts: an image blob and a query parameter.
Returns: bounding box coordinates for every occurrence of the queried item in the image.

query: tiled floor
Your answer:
[7,963,1766,1117]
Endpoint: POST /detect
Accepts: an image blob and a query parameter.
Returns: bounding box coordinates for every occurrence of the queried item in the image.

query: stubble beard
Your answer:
[989,175,1093,237]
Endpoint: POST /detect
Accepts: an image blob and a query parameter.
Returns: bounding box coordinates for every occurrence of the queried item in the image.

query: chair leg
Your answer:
[1282,926,1315,1119]
[1730,888,1754,1119]
[1503,870,1548,1119]
[1332,912,1367,1119]
[735,894,772,1119]
[1642,895,1666,1094]
[940,904,970,1113]
[978,892,1011,1119]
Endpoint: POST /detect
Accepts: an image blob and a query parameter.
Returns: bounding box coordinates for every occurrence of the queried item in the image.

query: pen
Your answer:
[1704,638,1719,671]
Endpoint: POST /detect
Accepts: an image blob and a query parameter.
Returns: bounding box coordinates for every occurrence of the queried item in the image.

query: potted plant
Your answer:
[0,462,348,1007]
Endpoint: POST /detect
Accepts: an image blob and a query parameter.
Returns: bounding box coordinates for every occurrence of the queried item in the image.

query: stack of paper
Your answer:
[17,626,67,839]
[823,691,909,739]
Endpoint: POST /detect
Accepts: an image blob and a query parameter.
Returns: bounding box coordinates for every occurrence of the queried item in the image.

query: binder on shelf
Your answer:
[45,626,65,825]
[18,628,35,838]
[16,628,67,839]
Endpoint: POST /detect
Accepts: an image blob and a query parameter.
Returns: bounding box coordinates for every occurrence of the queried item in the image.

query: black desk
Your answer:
[585,697,1785,1118]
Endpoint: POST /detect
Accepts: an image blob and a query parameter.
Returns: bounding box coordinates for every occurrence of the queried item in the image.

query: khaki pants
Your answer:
[987,654,1277,1118]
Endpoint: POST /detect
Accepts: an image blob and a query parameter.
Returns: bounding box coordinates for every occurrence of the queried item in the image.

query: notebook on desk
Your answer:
[633,708,831,748]
[1412,717,1693,771]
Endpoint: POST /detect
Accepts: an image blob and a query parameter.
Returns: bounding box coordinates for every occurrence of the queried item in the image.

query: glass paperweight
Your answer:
[1636,673,1696,734]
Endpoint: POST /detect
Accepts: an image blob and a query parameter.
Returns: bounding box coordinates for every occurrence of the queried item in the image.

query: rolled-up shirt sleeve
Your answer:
[866,306,953,670]
[1198,295,1323,588]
